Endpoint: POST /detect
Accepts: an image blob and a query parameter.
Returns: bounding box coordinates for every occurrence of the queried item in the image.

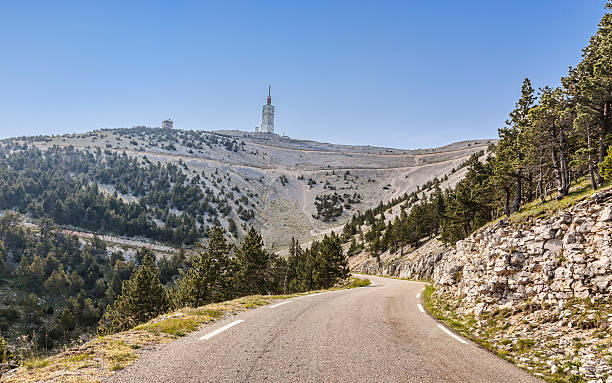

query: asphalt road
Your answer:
[108,275,542,383]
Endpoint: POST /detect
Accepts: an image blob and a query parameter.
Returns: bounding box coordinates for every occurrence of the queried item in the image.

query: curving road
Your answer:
[108,275,541,383]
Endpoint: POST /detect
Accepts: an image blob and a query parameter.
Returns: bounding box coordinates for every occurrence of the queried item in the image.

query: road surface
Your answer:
[108,275,541,383]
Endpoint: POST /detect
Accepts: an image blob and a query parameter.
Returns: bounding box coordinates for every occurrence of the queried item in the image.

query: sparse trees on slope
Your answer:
[529,87,573,198]
[564,4,612,175]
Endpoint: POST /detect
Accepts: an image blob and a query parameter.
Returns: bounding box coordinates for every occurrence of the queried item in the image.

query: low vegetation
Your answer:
[0,143,258,246]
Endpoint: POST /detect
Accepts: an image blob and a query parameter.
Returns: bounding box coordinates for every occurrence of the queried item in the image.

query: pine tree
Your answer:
[313,233,349,289]
[283,237,300,293]
[235,227,269,295]
[497,78,535,213]
[174,225,232,308]
[599,145,612,180]
[98,250,168,335]
[44,265,71,296]
[564,4,612,175]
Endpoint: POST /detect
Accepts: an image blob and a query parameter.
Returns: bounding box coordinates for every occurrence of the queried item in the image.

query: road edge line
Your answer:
[199,319,244,340]
[436,324,468,344]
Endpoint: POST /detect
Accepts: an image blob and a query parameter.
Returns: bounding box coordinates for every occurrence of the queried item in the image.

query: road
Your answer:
[108,275,541,383]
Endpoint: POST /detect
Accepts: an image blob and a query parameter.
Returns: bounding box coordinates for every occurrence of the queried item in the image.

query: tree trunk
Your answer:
[558,125,570,198]
[525,170,533,202]
[503,187,511,216]
[587,124,598,190]
[539,157,545,202]
[551,147,563,197]
[597,101,610,186]
[512,171,522,213]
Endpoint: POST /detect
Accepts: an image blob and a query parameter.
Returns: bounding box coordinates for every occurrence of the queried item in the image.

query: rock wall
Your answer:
[349,238,447,280]
[433,190,612,312]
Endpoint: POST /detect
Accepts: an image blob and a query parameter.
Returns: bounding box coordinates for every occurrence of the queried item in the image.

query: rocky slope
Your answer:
[433,189,612,311]
[349,237,446,280]
[8,128,491,248]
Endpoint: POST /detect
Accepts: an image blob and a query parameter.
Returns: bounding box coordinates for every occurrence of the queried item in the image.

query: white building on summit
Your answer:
[258,86,275,133]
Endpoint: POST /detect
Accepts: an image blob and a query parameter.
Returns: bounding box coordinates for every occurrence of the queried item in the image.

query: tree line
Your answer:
[0,211,349,358]
[342,3,612,254]
[98,227,349,334]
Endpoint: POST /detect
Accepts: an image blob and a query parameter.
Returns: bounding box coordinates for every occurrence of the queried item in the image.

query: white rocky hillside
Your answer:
[12,128,491,248]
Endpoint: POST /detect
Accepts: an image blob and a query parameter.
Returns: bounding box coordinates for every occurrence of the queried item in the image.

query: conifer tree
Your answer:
[313,233,349,289]
[235,227,269,295]
[283,237,301,293]
[174,225,232,308]
[497,78,535,213]
[98,250,168,335]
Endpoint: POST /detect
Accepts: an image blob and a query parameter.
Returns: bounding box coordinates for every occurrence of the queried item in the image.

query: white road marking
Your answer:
[199,320,244,340]
[270,301,290,308]
[417,304,425,312]
[437,324,468,344]
[416,293,421,299]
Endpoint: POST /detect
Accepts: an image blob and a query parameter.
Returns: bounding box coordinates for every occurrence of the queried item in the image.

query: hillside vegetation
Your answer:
[2,128,489,248]
[343,3,612,264]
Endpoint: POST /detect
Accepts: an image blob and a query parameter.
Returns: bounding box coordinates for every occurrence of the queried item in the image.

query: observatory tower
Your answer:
[260,86,275,133]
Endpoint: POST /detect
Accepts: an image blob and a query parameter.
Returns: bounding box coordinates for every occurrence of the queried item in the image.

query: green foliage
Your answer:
[0,211,158,354]
[599,144,612,180]
[235,227,270,295]
[0,143,253,246]
[174,226,232,308]
[313,193,361,222]
[312,233,349,289]
[340,5,612,249]
[347,277,371,288]
[283,234,349,292]
[98,251,169,335]
[0,335,10,362]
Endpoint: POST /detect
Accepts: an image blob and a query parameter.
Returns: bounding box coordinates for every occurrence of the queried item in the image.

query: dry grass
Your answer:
[483,178,612,230]
[511,178,610,223]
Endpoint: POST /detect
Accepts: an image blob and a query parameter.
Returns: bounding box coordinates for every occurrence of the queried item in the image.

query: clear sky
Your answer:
[0,1,606,149]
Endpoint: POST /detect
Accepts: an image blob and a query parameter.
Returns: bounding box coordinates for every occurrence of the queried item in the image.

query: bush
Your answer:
[348,277,371,288]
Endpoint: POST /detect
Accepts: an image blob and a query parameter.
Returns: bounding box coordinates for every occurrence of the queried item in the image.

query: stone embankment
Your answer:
[434,190,612,310]
[349,237,446,280]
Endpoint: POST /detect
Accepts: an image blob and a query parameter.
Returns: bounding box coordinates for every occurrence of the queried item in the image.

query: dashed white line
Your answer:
[199,320,244,340]
[270,301,290,308]
[304,292,324,297]
[437,324,468,344]
[416,293,421,299]
[417,304,425,312]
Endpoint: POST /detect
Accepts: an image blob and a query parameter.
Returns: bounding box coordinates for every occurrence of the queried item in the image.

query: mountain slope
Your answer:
[4,128,492,248]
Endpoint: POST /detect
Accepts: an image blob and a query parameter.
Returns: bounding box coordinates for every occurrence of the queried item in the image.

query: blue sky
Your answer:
[0,1,606,149]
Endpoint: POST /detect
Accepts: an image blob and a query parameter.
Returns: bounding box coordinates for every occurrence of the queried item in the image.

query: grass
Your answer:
[4,280,370,383]
[23,358,51,370]
[423,285,611,383]
[487,178,611,227]
[347,277,371,288]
